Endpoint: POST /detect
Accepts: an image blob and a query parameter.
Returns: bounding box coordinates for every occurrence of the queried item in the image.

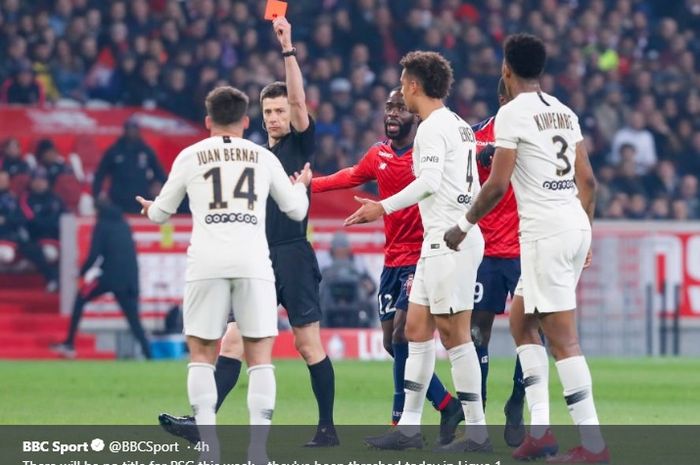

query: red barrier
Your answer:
[0,107,207,171]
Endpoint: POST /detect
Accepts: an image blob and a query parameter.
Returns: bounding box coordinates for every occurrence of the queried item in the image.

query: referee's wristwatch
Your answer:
[281,47,297,58]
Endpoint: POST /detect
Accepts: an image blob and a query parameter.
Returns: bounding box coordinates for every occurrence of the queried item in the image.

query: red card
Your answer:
[264,0,288,20]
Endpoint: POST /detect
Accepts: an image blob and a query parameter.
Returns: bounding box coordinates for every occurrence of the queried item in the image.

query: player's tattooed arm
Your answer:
[574,141,597,225]
[444,147,516,251]
[574,141,596,269]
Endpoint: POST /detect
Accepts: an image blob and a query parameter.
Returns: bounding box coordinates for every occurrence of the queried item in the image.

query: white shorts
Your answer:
[183,278,278,340]
[514,229,591,314]
[409,232,484,314]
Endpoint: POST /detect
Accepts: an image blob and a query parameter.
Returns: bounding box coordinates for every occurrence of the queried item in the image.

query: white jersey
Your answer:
[495,91,590,242]
[414,107,480,257]
[148,135,308,282]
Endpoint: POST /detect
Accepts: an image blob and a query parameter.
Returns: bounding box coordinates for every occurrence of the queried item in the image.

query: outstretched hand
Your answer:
[344,196,385,226]
[290,162,312,187]
[135,196,153,216]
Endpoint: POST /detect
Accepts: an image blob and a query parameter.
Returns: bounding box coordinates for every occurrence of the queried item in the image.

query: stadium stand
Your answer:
[0,0,699,219]
[0,1,699,359]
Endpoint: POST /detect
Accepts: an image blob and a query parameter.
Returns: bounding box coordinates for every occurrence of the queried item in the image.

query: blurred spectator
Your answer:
[643,160,678,199]
[51,38,86,102]
[159,67,196,121]
[593,84,625,146]
[0,170,58,291]
[611,153,646,196]
[627,194,649,220]
[320,232,376,328]
[92,120,166,214]
[649,196,671,220]
[316,102,341,138]
[1,138,29,178]
[671,199,690,221]
[315,134,342,174]
[680,132,700,177]
[0,60,45,105]
[603,196,626,220]
[34,139,72,186]
[20,168,65,244]
[610,112,658,174]
[676,175,700,219]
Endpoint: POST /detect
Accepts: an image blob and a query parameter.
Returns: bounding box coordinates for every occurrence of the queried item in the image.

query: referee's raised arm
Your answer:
[273,17,309,133]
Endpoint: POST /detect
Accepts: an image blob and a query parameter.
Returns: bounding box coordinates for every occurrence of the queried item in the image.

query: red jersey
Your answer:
[474,117,520,258]
[312,141,423,267]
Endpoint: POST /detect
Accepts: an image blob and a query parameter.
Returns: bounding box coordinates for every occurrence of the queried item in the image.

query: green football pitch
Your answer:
[1,358,698,424]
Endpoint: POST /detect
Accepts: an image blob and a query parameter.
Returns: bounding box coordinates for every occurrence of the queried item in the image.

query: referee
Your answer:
[159,17,338,447]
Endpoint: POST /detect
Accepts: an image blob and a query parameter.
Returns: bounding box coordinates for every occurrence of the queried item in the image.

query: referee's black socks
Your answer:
[214,355,242,412]
[308,356,335,426]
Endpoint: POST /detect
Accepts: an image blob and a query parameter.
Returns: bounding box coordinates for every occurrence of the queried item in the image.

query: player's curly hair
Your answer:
[504,33,547,79]
[400,51,454,100]
[205,86,249,126]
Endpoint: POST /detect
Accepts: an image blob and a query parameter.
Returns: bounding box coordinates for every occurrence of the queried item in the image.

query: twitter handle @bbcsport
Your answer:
[22,439,180,455]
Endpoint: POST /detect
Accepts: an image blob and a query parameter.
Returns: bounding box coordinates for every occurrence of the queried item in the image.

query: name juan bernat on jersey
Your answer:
[195,144,262,225]
[195,145,260,166]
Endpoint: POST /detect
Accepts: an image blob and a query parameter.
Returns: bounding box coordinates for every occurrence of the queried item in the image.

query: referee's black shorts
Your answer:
[227,240,322,327]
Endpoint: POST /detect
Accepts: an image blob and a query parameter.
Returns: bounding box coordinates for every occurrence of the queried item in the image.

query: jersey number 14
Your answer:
[203,167,257,211]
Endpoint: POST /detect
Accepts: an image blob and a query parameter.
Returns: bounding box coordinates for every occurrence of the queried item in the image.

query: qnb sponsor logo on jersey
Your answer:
[542,179,575,191]
[205,212,259,225]
[421,155,439,163]
[457,194,473,205]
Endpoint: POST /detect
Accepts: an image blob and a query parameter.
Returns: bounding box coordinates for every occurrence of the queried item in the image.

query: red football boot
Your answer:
[512,428,559,461]
[546,445,610,463]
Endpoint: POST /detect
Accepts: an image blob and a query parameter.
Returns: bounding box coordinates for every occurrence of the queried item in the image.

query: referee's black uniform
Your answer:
[264,118,323,327]
[263,117,336,442]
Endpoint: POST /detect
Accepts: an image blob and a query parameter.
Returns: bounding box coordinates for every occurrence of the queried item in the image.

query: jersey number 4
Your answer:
[466,149,474,191]
[203,167,257,210]
[553,136,572,176]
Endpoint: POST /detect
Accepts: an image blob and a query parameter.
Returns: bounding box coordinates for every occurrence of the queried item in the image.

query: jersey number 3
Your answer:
[553,135,572,176]
[203,167,257,210]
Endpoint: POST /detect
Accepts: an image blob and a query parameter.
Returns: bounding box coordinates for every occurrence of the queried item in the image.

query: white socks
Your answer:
[397,340,435,436]
[556,356,605,453]
[448,342,488,444]
[247,364,276,425]
[247,364,276,464]
[188,363,219,461]
[517,344,550,439]
[188,362,217,425]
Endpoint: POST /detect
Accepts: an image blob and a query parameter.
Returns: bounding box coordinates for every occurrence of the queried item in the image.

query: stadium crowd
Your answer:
[0,0,699,220]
